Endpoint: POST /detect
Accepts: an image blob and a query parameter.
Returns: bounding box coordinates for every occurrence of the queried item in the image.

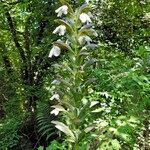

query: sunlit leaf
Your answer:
[38,146,44,150]
[53,41,71,50]
[51,121,75,141]
[84,126,95,133]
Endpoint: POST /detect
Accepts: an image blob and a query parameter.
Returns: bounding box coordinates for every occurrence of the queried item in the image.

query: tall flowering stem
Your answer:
[49,1,97,148]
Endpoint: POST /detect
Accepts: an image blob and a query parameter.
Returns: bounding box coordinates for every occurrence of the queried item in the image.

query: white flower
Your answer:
[51,105,66,116]
[79,13,92,24]
[86,0,90,4]
[50,93,60,100]
[53,25,66,36]
[78,35,92,45]
[55,5,68,17]
[51,79,61,85]
[48,46,61,58]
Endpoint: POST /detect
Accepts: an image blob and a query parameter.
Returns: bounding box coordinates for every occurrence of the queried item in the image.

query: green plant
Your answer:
[36,102,57,142]
[90,44,150,149]
[0,117,22,149]
[93,0,150,51]
[38,140,67,150]
[48,0,99,149]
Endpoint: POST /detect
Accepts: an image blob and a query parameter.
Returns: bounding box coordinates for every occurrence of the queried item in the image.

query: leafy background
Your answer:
[0,0,150,149]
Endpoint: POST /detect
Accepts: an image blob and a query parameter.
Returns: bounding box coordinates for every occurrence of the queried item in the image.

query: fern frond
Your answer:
[36,102,57,141]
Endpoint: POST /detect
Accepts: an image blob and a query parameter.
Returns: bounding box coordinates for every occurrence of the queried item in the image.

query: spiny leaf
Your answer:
[55,19,74,33]
[78,28,98,37]
[53,41,71,50]
[79,4,91,13]
[51,121,75,141]
[83,58,97,69]
[84,125,95,133]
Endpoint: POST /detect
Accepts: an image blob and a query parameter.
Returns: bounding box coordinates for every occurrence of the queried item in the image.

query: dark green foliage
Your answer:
[90,44,150,149]
[0,0,60,149]
[38,140,67,150]
[0,118,20,149]
[94,0,150,51]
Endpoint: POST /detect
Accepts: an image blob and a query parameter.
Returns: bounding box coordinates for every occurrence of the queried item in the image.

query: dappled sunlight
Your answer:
[0,0,149,149]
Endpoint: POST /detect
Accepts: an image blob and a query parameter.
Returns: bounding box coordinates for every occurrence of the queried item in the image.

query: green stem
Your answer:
[73,142,79,150]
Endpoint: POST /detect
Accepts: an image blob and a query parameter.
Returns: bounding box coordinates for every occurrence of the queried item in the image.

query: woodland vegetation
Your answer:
[0,0,150,149]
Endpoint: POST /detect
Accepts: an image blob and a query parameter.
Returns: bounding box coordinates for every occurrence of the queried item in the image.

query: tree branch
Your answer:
[36,20,47,45]
[0,44,13,74]
[5,11,27,62]
[24,18,30,56]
